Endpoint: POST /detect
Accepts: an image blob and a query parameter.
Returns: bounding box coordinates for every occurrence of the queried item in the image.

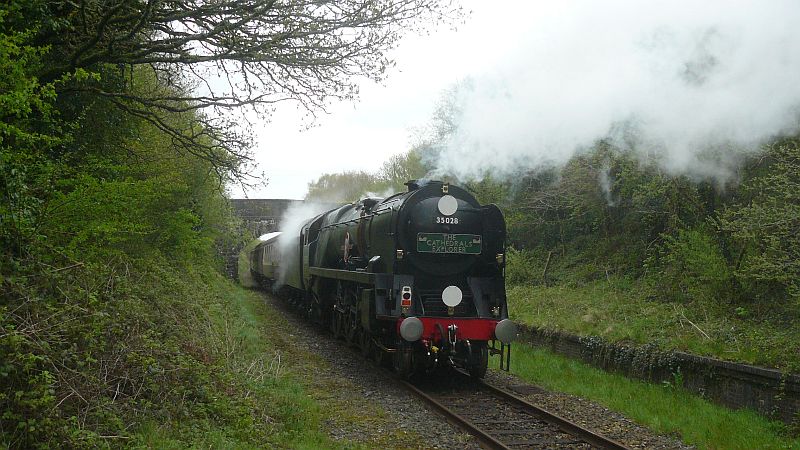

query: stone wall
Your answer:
[519,325,800,426]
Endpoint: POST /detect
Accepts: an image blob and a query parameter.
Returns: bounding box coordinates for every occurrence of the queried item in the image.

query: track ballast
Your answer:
[401,371,630,450]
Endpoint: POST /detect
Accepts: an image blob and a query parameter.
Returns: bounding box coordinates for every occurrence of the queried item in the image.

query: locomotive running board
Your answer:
[307,266,380,285]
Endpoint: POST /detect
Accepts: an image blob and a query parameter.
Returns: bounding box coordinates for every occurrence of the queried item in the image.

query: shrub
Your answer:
[718,142,800,304]
[654,227,733,304]
[505,248,545,286]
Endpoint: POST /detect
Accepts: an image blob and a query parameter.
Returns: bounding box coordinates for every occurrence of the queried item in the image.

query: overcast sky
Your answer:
[231,1,517,200]
[233,0,800,200]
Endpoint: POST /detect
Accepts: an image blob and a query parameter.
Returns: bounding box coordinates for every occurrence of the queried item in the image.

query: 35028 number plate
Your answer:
[417,233,482,254]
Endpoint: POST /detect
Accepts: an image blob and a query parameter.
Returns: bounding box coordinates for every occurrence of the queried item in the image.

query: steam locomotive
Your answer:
[247,180,516,378]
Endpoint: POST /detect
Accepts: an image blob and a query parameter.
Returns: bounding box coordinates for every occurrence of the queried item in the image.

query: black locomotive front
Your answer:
[390,181,514,377]
[394,180,506,317]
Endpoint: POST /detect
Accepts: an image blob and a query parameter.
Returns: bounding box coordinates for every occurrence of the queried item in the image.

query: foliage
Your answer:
[0,121,236,447]
[0,17,61,259]
[504,247,546,287]
[305,148,428,201]
[379,149,427,192]
[305,170,389,203]
[463,175,513,205]
[718,142,800,304]
[651,226,734,304]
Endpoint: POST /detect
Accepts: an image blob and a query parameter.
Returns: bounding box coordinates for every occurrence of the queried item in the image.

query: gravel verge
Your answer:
[261,290,692,449]
[484,371,693,449]
[260,291,479,449]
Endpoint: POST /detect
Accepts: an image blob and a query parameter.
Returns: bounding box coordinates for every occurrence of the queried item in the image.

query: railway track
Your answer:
[271,293,630,448]
[401,371,630,450]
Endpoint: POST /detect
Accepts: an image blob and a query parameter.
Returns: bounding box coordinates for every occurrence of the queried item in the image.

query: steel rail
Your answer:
[398,369,631,450]
[399,378,511,450]
[478,380,630,450]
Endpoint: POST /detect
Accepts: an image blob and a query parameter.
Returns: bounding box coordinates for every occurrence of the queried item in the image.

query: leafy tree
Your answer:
[305,148,428,202]
[463,175,512,205]
[305,170,387,203]
[718,142,800,303]
[426,78,473,142]
[0,15,62,259]
[379,149,427,191]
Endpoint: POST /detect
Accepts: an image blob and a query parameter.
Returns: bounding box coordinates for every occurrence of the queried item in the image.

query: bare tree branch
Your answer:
[38,0,463,182]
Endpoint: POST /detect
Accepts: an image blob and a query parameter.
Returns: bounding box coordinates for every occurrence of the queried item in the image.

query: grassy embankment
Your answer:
[134,268,431,449]
[3,253,432,448]
[508,344,800,449]
[506,248,800,372]
[129,267,339,448]
[502,247,800,448]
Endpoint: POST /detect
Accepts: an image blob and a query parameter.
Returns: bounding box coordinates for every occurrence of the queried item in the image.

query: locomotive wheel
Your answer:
[467,342,489,379]
[332,311,344,340]
[372,340,390,367]
[372,347,384,365]
[345,313,358,346]
[394,348,415,379]
[329,310,337,337]
[359,329,372,358]
[343,287,359,346]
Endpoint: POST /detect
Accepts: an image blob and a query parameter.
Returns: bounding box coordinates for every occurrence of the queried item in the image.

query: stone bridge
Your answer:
[221,198,342,279]
[231,198,303,238]
[221,198,304,279]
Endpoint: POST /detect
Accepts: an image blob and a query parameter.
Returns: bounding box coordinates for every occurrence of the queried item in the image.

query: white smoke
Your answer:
[363,187,395,200]
[433,1,800,184]
[275,201,338,286]
[598,163,616,207]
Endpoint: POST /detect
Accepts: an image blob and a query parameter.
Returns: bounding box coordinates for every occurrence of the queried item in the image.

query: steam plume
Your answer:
[275,201,337,287]
[433,1,800,183]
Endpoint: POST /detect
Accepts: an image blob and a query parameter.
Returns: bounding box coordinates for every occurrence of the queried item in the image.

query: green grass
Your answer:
[509,344,800,449]
[129,282,348,449]
[507,277,800,372]
[131,279,438,449]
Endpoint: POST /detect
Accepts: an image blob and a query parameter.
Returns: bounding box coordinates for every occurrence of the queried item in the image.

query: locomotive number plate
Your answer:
[417,233,482,254]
